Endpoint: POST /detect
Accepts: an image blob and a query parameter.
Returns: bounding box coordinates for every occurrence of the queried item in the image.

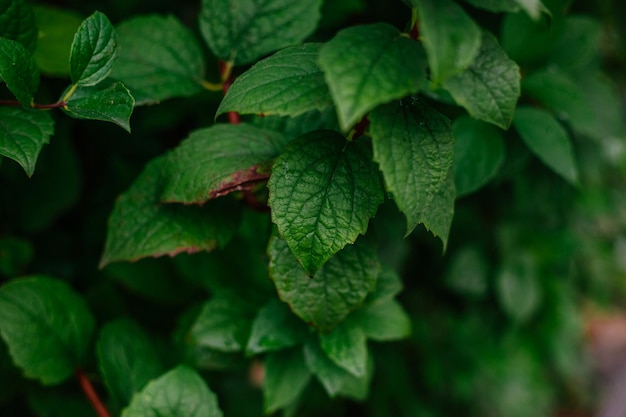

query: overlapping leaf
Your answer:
[319,322,368,377]
[0,37,39,106]
[33,5,83,76]
[347,300,411,341]
[0,0,37,52]
[246,299,309,355]
[263,348,312,414]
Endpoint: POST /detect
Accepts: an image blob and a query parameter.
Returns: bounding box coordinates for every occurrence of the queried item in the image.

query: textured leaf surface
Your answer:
[0,107,54,176]
[369,99,455,244]
[100,157,240,267]
[0,276,95,385]
[217,43,332,118]
[348,300,411,341]
[268,130,384,274]
[161,123,287,204]
[444,31,520,129]
[33,5,83,76]
[199,0,322,65]
[111,15,205,105]
[97,319,165,405]
[318,23,427,131]
[415,0,481,83]
[63,81,134,132]
[70,11,117,86]
[0,0,37,51]
[121,366,223,417]
[246,299,309,355]
[513,107,578,184]
[319,323,368,377]
[0,37,39,105]
[263,348,311,414]
[268,236,379,332]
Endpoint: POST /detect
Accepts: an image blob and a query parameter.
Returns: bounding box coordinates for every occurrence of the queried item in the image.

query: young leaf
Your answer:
[268,236,380,332]
[110,15,206,105]
[0,0,37,52]
[62,81,135,132]
[348,300,411,342]
[263,348,312,414]
[444,31,520,129]
[69,11,118,86]
[199,0,322,65]
[319,322,368,377]
[121,365,223,417]
[453,116,505,197]
[513,106,578,184]
[246,299,309,355]
[160,123,288,204]
[369,99,455,244]
[0,37,39,106]
[318,23,427,131]
[216,43,332,119]
[268,130,384,275]
[414,0,481,83]
[0,107,54,177]
[33,5,83,76]
[96,318,166,405]
[0,276,95,385]
[100,157,240,267]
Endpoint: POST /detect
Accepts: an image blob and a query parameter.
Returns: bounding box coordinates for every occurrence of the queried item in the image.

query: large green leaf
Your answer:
[96,319,166,405]
[160,123,287,204]
[444,31,520,129]
[0,276,95,385]
[100,156,240,267]
[268,236,379,332]
[268,130,384,274]
[263,348,312,414]
[110,15,206,105]
[121,365,223,417]
[69,11,117,86]
[199,0,322,65]
[369,99,455,245]
[246,299,309,355]
[0,107,54,176]
[319,322,368,377]
[513,106,578,184]
[414,0,481,83]
[347,300,411,341]
[0,37,39,106]
[0,0,37,52]
[318,23,427,131]
[216,43,332,118]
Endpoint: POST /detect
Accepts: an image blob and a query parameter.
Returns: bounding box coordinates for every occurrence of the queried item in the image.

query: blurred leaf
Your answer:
[444,245,489,297]
[463,0,520,12]
[364,267,403,306]
[547,16,600,72]
[0,37,39,106]
[0,236,33,276]
[263,347,312,414]
[513,0,548,20]
[348,299,411,341]
[250,108,339,141]
[319,322,368,377]
[496,252,541,322]
[69,11,117,86]
[246,299,309,355]
[500,12,558,65]
[0,0,37,52]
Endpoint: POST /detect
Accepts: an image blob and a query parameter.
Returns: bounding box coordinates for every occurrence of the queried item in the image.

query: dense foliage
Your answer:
[1,0,626,416]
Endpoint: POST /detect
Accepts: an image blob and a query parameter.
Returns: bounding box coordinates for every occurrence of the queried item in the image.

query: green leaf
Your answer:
[0,236,33,276]
[348,300,411,341]
[319,322,368,377]
[100,156,240,267]
[444,245,489,297]
[96,319,166,406]
[268,130,384,274]
[160,123,287,204]
[414,0,481,83]
[463,0,520,13]
[0,0,37,52]
[369,99,455,244]
[0,106,54,176]
[500,12,556,65]
[0,276,95,385]
[251,108,339,141]
[0,37,39,106]
[62,81,134,132]
[110,15,206,105]
[246,299,309,355]
[121,365,223,417]
[318,23,427,131]
[364,266,403,306]
[268,236,380,332]
[453,116,505,196]
[263,348,312,414]
[577,74,626,141]
[199,0,322,65]
[217,43,332,119]
[69,11,117,86]
[513,106,578,184]
[513,0,548,19]
[496,252,541,322]
[33,5,83,77]
[547,16,600,71]
[444,31,520,129]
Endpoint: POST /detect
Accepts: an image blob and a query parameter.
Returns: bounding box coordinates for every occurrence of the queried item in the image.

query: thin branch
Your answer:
[218,59,240,124]
[75,368,111,417]
[0,99,66,109]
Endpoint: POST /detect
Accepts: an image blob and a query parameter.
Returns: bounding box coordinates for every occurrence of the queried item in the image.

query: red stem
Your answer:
[75,368,111,417]
[0,99,66,109]
[351,116,370,141]
[218,60,240,124]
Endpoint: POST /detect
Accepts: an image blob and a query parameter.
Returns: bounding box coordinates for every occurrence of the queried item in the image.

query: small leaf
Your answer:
[444,245,489,297]
[0,276,95,385]
[444,31,520,129]
[0,37,39,106]
[496,252,541,322]
[160,123,288,204]
[33,5,83,76]
[199,0,322,65]
[0,0,37,52]
[110,15,206,105]
[268,236,380,332]
[62,81,134,132]
[319,322,368,377]
[100,156,240,267]
[513,106,578,184]
[246,299,309,355]
[364,267,403,306]
[268,130,384,274]
[121,365,223,417]
[263,348,312,414]
[318,23,427,131]
[0,106,54,176]
[69,11,117,86]
[415,0,481,83]
[217,43,332,119]
[348,300,411,341]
